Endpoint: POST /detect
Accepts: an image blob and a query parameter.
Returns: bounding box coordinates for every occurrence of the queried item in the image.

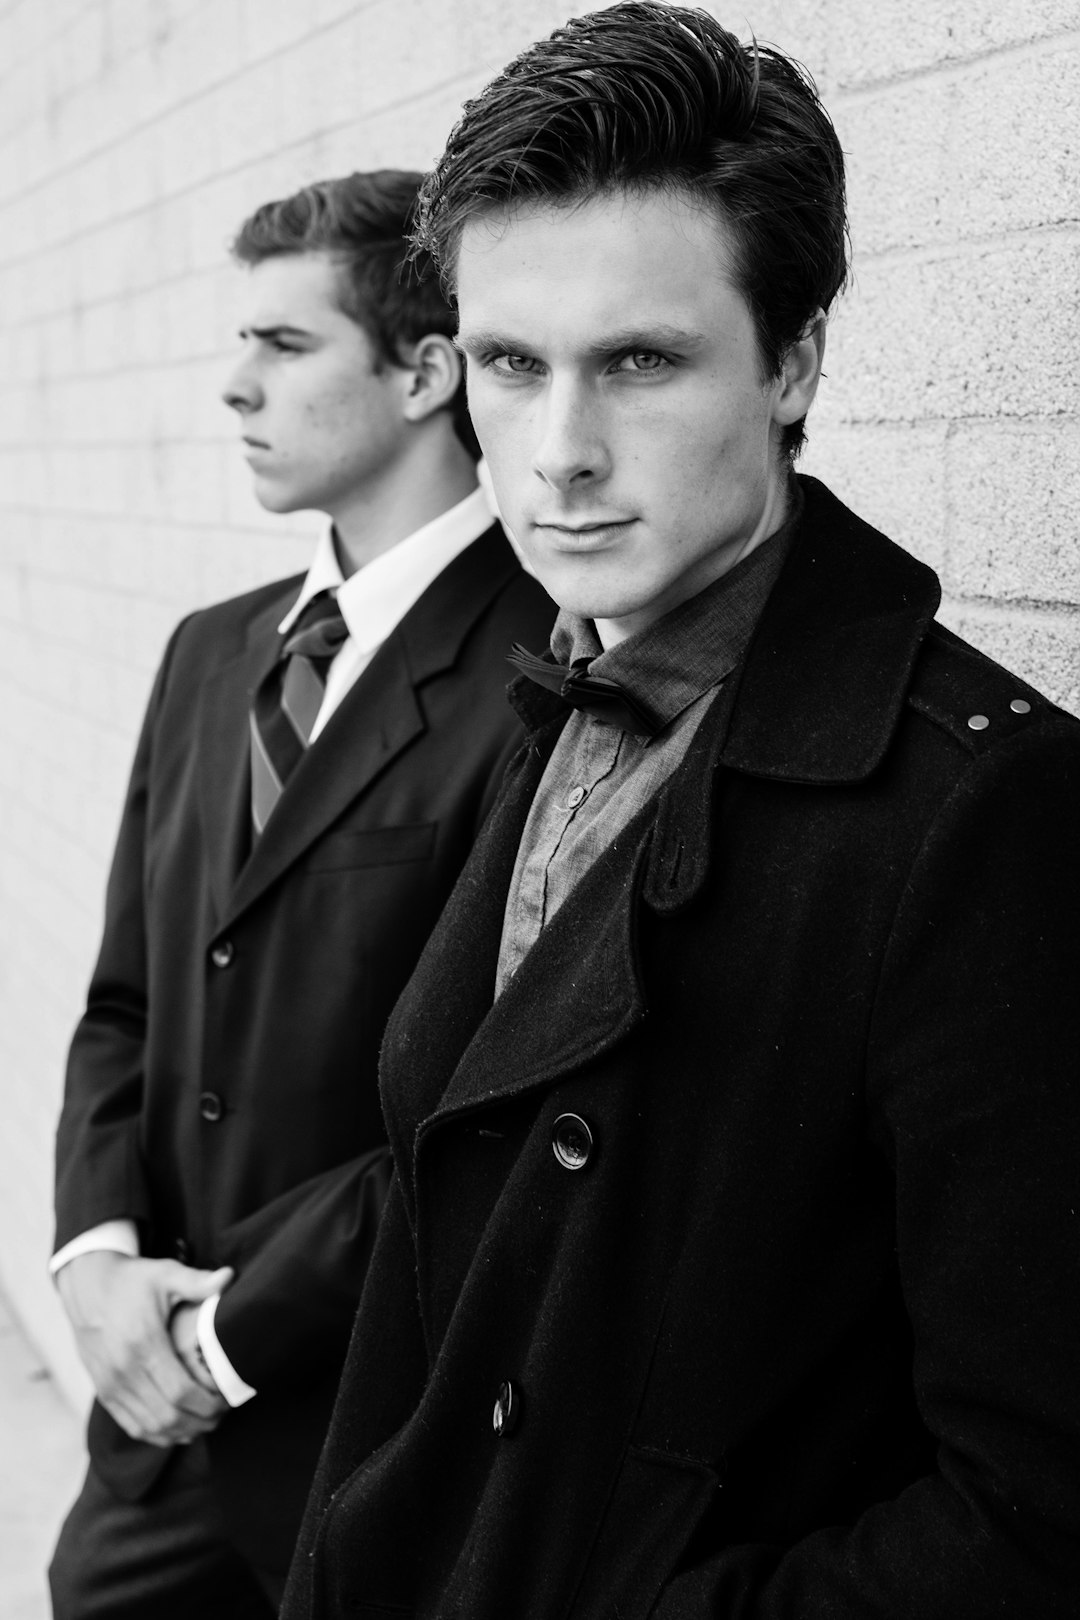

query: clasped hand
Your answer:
[56,1251,233,1446]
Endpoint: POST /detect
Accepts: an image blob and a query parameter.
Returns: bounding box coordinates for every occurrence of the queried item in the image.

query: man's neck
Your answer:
[330,434,479,578]
[594,469,794,651]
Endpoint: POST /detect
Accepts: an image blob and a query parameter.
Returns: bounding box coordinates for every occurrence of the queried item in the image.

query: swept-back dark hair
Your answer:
[414,2,849,459]
[233,170,477,456]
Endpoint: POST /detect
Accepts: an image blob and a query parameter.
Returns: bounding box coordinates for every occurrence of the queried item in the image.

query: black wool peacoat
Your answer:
[54,523,554,1573]
[284,479,1080,1620]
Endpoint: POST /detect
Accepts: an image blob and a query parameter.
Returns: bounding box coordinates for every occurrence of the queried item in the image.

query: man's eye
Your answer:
[615,351,667,373]
[491,354,539,375]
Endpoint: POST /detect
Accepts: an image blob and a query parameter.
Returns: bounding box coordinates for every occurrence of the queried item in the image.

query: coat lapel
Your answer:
[424,799,653,1131]
[401,480,944,1136]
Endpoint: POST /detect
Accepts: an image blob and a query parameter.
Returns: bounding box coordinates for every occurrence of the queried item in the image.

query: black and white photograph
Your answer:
[0,3,1077,1616]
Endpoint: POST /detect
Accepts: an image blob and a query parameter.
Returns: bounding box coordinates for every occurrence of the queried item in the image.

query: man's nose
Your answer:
[532,378,610,493]
[221,357,261,414]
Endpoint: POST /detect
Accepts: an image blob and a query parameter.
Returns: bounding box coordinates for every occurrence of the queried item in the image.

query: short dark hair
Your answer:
[414,2,849,459]
[233,170,478,456]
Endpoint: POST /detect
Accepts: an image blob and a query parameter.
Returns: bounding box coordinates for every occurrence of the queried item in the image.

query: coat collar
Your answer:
[198,523,520,929]
[646,476,940,912]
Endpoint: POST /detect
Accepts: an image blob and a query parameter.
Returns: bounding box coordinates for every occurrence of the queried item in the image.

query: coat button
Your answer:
[967,714,990,732]
[210,941,234,968]
[199,1091,224,1122]
[552,1112,594,1171]
[1010,698,1031,714]
[492,1379,519,1437]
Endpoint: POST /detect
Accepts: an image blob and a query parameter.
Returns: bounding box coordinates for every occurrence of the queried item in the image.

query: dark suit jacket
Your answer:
[54,522,554,1572]
[284,479,1080,1619]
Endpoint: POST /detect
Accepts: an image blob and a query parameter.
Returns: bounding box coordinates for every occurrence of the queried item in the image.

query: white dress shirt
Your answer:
[52,485,495,1407]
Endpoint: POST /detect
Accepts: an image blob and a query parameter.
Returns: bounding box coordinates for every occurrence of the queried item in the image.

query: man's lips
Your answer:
[533,518,636,532]
[241,437,273,462]
[530,517,637,546]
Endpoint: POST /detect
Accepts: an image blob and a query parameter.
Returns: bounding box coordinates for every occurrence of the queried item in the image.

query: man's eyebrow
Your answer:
[455,324,706,356]
[240,323,314,341]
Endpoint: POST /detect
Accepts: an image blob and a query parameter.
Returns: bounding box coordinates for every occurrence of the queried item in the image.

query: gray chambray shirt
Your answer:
[496,494,801,996]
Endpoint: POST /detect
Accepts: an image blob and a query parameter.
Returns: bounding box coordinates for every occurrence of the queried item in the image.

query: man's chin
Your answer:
[523,554,641,626]
[250,480,303,516]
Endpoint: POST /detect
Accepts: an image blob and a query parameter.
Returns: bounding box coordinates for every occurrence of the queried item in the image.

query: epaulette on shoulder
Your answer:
[906,622,1051,754]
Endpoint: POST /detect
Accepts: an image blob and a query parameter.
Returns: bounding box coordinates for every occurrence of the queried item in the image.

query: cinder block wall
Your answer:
[0,0,1076,1410]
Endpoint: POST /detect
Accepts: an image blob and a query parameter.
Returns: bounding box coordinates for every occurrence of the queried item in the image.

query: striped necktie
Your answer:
[250,590,349,835]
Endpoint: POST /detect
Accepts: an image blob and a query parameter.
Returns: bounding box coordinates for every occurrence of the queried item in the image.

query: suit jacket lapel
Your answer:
[222,636,424,927]
[196,592,291,926]
[217,524,526,932]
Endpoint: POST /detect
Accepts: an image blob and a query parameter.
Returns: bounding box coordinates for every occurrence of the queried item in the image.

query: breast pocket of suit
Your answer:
[304,822,437,874]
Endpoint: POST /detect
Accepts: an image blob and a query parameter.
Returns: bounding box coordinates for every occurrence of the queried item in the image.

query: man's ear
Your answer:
[772,309,827,428]
[400,334,463,424]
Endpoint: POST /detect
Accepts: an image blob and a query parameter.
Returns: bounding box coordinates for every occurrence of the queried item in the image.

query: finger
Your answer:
[96,1318,215,1433]
[159,1263,235,1307]
[141,1336,227,1422]
[99,1381,178,1447]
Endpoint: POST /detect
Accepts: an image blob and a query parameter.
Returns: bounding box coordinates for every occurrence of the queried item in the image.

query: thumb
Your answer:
[160,1263,235,1307]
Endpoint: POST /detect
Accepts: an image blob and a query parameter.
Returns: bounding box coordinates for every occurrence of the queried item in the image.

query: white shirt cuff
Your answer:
[196,1293,257,1408]
[50,1219,140,1276]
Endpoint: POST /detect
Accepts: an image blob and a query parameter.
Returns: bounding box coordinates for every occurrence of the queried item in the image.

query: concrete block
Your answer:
[841,42,1080,254]
[273,25,360,144]
[825,235,1080,423]
[105,122,161,221]
[938,600,1080,716]
[240,0,316,61]
[157,94,221,197]
[213,56,283,173]
[827,0,1080,90]
[944,421,1080,605]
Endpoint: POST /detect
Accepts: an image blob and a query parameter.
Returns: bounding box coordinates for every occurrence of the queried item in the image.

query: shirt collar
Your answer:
[278,484,494,654]
[549,481,804,734]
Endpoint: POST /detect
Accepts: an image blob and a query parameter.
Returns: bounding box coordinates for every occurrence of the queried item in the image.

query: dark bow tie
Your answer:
[506,644,659,737]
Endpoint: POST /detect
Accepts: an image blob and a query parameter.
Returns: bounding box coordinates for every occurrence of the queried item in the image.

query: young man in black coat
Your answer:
[48,170,553,1617]
[285,11,1080,1619]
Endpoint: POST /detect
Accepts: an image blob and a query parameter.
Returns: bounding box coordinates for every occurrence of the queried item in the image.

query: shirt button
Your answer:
[967,714,990,732]
[210,941,234,968]
[199,1092,224,1123]
[552,1112,595,1171]
[566,784,587,808]
[1010,698,1031,715]
[492,1379,520,1438]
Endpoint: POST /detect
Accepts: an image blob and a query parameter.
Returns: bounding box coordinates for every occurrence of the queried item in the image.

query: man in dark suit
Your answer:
[48,169,552,1617]
[283,12,1080,1619]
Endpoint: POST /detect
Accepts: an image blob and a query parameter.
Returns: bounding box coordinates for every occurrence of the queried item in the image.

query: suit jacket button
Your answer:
[174,1237,191,1263]
[492,1379,519,1437]
[210,941,234,968]
[552,1112,594,1171]
[199,1091,224,1122]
